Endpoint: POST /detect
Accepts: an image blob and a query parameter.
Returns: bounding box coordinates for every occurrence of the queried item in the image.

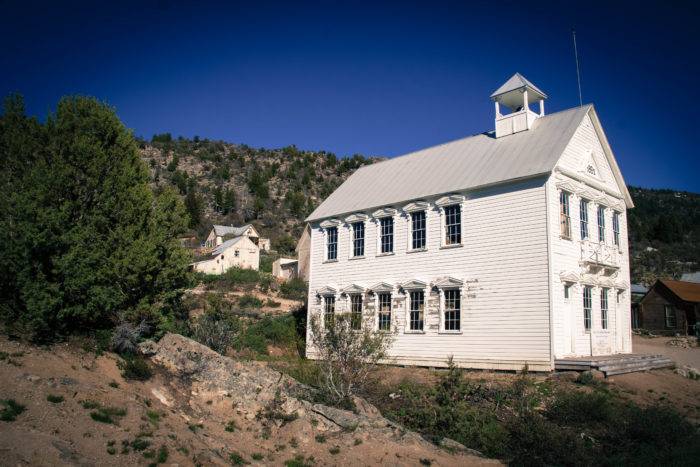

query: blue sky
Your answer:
[2,0,698,192]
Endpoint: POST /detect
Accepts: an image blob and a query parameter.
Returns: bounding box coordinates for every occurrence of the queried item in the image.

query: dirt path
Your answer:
[632,335,699,368]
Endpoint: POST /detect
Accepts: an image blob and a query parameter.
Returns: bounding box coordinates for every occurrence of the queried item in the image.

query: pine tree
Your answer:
[0,95,191,340]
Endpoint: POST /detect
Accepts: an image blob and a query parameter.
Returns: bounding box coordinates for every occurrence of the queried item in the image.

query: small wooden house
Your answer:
[192,235,260,274]
[638,279,700,335]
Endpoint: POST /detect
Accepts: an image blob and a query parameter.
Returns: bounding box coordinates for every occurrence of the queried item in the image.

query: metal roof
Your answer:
[307,105,592,222]
[490,73,548,99]
[211,236,245,256]
[659,279,700,303]
[631,283,648,294]
[213,224,255,237]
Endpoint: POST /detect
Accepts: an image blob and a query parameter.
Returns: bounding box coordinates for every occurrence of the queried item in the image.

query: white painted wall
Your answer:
[193,236,260,274]
[306,177,552,371]
[547,114,632,358]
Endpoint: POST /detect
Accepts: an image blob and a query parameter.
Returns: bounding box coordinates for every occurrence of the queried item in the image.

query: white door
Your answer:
[562,286,575,355]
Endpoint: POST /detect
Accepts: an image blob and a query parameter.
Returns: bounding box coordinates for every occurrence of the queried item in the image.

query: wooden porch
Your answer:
[554,353,674,376]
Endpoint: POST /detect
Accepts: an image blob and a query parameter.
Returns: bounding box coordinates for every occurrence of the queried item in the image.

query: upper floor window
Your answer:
[350,294,363,330]
[664,305,676,328]
[326,227,338,260]
[443,289,461,331]
[444,205,461,245]
[409,290,424,331]
[411,211,426,250]
[600,288,608,329]
[324,296,335,329]
[380,217,394,253]
[378,293,392,331]
[580,199,589,240]
[560,191,571,239]
[597,206,606,242]
[612,211,620,246]
[583,286,592,331]
[352,222,365,257]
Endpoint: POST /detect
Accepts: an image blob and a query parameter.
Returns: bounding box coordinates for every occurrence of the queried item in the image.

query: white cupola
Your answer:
[491,73,547,138]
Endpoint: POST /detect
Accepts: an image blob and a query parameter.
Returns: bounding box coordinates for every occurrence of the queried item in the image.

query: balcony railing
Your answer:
[580,241,620,270]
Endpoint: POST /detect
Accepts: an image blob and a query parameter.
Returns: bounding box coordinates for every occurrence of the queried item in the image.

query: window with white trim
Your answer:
[411,211,426,250]
[583,286,592,331]
[601,288,608,329]
[444,205,461,245]
[597,206,606,242]
[326,227,338,260]
[324,296,335,329]
[380,217,394,253]
[664,305,676,328]
[564,284,571,299]
[560,191,571,238]
[409,291,424,331]
[443,289,461,331]
[613,211,620,246]
[350,294,363,330]
[580,199,589,240]
[351,222,364,257]
[378,293,391,331]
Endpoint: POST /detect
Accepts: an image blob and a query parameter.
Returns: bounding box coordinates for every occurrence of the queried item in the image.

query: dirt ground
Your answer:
[632,334,700,368]
[0,336,496,467]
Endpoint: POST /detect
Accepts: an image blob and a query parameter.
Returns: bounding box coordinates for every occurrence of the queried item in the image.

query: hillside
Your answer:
[140,136,699,283]
[139,135,380,253]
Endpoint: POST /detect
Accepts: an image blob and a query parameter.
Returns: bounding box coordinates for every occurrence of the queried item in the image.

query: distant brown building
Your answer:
[638,280,699,335]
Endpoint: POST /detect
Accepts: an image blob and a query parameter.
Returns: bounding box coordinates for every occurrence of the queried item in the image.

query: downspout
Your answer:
[544,176,556,370]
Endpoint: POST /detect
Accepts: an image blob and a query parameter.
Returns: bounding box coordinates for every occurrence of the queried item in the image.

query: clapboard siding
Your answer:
[307,176,552,370]
[548,113,632,358]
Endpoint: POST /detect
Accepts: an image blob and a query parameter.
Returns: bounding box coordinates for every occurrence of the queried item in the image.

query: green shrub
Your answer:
[284,455,313,467]
[191,308,238,354]
[251,453,264,460]
[266,298,281,308]
[279,278,307,301]
[0,399,26,421]
[238,295,263,308]
[156,445,168,463]
[47,394,64,403]
[130,437,151,451]
[546,390,614,425]
[235,314,300,355]
[259,254,274,273]
[118,355,152,380]
[90,406,127,424]
[229,451,248,465]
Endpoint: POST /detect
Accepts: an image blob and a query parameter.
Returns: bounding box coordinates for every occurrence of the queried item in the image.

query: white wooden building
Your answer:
[192,235,260,274]
[204,224,270,251]
[304,74,634,371]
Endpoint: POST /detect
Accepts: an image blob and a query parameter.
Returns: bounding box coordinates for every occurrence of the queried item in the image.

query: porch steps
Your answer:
[554,354,675,377]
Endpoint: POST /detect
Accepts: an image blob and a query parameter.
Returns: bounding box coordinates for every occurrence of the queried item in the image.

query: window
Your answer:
[326,227,338,260]
[444,289,461,331]
[583,286,592,331]
[560,191,571,238]
[411,211,426,250]
[613,212,620,246]
[323,296,335,329]
[352,222,364,257]
[378,293,392,331]
[380,217,394,253]
[234,250,239,257]
[664,305,676,328]
[409,291,424,331]
[597,206,605,242]
[564,284,571,299]
[350,294,363,330]
[580,199,589,240]
[601,288,608,329]
[444,205,461,245]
